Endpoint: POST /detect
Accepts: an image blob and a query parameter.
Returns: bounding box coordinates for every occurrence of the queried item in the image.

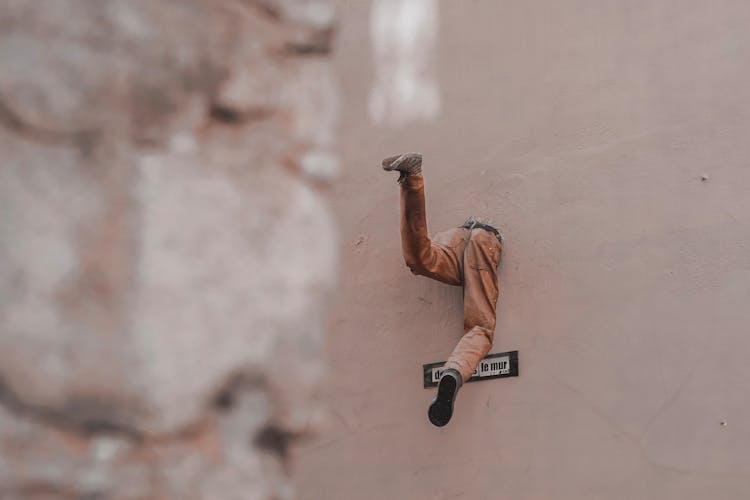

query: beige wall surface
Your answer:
[294,1,750,499]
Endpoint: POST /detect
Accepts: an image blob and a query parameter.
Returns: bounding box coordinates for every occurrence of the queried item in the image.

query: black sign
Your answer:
[423,350,519,388]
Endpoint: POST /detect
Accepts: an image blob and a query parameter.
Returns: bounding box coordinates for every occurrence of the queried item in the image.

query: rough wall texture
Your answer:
[295,1,750,499]
[0,1,338,498]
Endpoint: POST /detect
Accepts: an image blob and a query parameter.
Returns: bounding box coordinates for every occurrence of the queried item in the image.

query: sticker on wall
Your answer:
[423,351,519,388]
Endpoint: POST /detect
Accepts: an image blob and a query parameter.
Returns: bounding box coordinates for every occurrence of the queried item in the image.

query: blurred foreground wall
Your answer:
[295,1,750,499]
[0,1,338,498]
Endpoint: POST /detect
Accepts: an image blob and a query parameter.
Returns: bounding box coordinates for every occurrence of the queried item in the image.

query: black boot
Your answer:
[428,368,462,427]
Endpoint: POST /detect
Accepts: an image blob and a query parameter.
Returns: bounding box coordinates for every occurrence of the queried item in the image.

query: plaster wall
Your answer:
[295,1,750,499]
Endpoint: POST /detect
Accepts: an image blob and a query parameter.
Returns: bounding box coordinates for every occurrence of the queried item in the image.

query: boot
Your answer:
[381,152,423,182]
[428,368,462,427]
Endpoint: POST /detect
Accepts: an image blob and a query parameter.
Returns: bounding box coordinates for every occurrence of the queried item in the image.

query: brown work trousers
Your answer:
[399,175,501,382]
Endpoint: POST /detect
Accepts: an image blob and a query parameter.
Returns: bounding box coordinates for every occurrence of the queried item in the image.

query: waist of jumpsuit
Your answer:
[460,219,503,244]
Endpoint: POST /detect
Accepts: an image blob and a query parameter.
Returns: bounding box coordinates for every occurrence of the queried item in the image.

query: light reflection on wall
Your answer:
[368,0,441,126]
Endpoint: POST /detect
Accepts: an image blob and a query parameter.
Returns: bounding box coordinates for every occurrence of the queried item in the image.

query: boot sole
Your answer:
[428,375,457,427]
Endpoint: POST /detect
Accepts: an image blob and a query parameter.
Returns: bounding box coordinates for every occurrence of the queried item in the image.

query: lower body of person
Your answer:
[382,152,502,427]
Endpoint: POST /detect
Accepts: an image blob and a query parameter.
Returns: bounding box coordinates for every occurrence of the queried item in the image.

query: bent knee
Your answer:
[404,258,427,276]
[403,249,428,274]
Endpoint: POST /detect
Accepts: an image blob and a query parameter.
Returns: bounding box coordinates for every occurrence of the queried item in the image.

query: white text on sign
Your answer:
[478,356,510,377]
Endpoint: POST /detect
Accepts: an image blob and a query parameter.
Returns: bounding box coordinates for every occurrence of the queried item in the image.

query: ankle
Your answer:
[398,169,423,183]
[442,368,463,388]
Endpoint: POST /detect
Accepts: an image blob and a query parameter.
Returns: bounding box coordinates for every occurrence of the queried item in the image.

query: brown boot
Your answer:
[382,152,423,182]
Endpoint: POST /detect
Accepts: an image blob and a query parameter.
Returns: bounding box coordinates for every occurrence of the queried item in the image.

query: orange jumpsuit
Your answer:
[399,174,502,382]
